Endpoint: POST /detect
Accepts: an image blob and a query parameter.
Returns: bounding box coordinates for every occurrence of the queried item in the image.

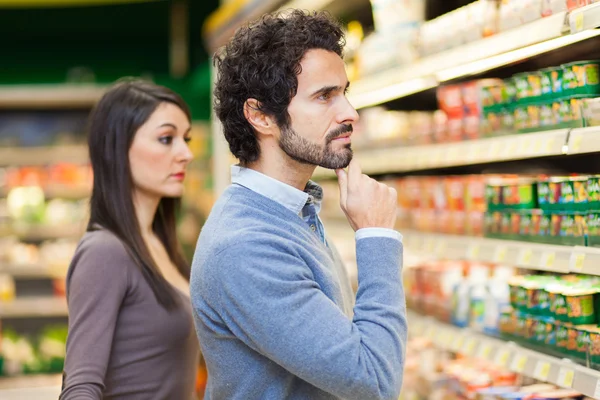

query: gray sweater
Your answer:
[191,184,407,400]
[60,229,199,400]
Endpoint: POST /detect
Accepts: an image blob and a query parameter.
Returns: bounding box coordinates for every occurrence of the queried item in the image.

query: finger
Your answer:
[347,158,362,191]
[336,169,348,208]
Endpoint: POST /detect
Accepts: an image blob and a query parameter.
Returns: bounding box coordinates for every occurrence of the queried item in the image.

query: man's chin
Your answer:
[319,152,353,170]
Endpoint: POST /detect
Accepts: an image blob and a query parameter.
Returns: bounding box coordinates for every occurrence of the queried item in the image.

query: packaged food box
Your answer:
[564,287,598,324]
[553,99,585,129]
[588,176,600,208]
[581,97,600,127]
[562,60,600,98]
[514,71,543,103]
[537,177,588,211]
[530,389,584,399]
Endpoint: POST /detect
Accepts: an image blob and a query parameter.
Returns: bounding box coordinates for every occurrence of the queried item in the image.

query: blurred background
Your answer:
[5,0,600,399]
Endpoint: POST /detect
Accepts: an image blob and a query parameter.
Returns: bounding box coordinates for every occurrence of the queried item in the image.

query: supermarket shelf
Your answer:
[0,185,90,200]
[566,126,600,156]
[313,129,570,179]
[403,230,582,274]
[0,224,84,241]
[0,263,63,279]
[0,145,88,167]
[348,12,600,109]
[0,374,62,390]
[0,84,106,108]
[0,297,68,318]
[409,312,600,398]
[569,2,600,33]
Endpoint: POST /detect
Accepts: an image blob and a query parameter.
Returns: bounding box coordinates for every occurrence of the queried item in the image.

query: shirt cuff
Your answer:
[355,228,403,242]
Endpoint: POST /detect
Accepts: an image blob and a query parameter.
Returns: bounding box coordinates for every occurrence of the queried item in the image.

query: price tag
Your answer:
[453,335,465,352]
[570,252,586,272]
[425,326,435,340]
[518,248,534,266]
[570,134,583,153]
[541,251,556,269]
[447,147,460,164]
[463,338,477,355]
[488,142,502,159]
[493,245,508,263]
[545,138,556,153]
[495,348,511,367]
[510,354,528,373]
[477,343,493,360]
[533,138,544,154]
[533,361,551,381]
[467,244,481,260]
[557,367,574,388]
[424,238,435,253]
[435,240,447,256]
[521,136,532,154]
[574,12,585,33]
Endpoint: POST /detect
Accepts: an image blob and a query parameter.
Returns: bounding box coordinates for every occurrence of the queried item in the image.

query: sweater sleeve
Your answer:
[59,233,130,400]
[210,235,406,400]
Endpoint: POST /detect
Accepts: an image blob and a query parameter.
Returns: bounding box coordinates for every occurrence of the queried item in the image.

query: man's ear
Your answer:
[244,98,277,137]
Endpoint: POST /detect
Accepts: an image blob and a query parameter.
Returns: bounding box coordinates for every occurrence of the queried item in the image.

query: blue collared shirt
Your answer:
[230,166,402,243]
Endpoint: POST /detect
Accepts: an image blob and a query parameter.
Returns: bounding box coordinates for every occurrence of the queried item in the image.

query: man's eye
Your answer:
[159,136,173,145]
[318,93,331,101]
[184,137,192,143]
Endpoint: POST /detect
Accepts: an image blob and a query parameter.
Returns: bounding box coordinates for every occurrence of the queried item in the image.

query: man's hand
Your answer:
[336,159,398,232]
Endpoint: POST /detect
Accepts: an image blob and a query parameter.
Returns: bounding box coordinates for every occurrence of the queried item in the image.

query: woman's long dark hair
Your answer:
[87,78,191,309]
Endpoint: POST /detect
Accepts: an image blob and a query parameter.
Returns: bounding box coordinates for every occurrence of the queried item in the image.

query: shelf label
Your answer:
[467,244,481,260]
[423,238,435,253]
[462,338,477,355]
[533,138,544,153]
[477,343,493,360]
[494,348,511,368]
[545,138,556,153]
[493,245,508,263]
[517,248,534,266]
[521,136,532,154]
[570,134,583,152]
[541,251,556,269]
[453,335,465,352]
[510,354,528,373]
[574,12,585,33]
[569,252,586,272]
[434,240,447,256]
[533,361,551,381]
[557,367,574,388]
[425,326,435,340]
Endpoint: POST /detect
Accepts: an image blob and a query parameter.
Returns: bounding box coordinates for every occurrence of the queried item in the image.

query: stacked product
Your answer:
[1,324,67,377]
[484,175,600,246]
[502,274,600,367]
[394,175,488,236]
[482,61,600,136]
[405,260,515,334]
[402,334,589,399]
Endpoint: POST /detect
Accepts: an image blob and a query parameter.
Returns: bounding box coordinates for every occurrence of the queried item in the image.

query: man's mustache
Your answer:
[326,124,353,143]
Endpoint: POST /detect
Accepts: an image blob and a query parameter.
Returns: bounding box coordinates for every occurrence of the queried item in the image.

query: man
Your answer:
[191,10,407,400]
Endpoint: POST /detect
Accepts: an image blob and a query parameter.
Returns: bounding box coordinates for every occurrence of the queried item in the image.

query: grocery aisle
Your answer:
[206,0,600,398]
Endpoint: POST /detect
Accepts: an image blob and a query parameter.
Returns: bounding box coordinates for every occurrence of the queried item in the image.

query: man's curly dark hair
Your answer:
[213,9,346,165]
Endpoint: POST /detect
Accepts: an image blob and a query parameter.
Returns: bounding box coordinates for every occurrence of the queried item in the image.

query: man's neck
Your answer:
[246,154,316,191]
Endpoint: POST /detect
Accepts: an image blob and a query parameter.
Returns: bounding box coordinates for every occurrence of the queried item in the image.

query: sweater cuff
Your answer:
[355,228,402,242]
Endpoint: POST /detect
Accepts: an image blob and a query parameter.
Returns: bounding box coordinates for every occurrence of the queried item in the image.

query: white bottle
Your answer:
[484,265,514,335]
[469,265,491,332]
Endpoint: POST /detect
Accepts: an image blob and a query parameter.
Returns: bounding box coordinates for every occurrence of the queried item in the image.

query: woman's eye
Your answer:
[159,136,173,145]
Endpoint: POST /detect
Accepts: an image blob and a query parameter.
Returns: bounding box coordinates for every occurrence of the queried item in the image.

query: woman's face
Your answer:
[129,102,193,200]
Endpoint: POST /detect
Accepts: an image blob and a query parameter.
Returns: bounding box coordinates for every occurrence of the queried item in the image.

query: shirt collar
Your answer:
[231,165,323,215]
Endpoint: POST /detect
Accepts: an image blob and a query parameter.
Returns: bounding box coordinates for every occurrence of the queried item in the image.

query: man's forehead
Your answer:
[298,49,348,88]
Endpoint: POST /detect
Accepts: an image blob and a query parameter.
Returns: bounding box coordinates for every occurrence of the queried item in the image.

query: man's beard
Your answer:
[278,124,353,169]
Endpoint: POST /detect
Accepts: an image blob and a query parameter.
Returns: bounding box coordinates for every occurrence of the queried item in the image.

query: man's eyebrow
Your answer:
[311,82,350,97]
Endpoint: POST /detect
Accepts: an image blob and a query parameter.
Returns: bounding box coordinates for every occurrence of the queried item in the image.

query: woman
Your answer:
[60,79,199,400]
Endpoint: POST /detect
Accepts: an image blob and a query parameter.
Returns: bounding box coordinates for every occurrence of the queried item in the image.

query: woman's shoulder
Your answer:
[69,227,136,279]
